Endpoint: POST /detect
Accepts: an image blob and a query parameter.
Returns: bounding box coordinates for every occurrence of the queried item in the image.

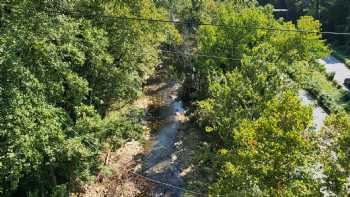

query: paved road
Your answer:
[318,56,350,90]
[299,55,350,131]
[298,55,350,131]
[299,90,327,131]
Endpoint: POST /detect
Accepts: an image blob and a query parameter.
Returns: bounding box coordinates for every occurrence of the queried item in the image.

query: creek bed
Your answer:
[141,81,186,197]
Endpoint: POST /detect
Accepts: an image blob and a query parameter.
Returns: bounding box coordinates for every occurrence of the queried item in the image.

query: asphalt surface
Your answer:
[299,90,327,131]
[319,56,350,91]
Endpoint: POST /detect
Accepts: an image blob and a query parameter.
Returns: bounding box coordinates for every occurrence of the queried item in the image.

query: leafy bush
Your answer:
[318,93,340,113]
[304,74,342,113]
[326,72,336,81]
[305,81,322,98]
[321,113,350,195]
[51,185,68,197]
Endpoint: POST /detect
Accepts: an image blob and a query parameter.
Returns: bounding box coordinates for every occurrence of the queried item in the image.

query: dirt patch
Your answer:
[71,140,154,197]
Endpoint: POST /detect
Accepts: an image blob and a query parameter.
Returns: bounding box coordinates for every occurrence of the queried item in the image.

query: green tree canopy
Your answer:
[0,0,180,196]
[210,91,319,196]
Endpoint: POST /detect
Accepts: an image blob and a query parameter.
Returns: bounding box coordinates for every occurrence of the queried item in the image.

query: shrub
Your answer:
[326,72,336,81]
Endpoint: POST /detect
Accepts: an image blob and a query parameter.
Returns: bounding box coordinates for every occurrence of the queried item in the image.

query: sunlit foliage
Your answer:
[0,0,179,196]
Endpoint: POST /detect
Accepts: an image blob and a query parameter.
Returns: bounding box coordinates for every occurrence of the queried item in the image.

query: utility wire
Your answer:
[160,49,241,61]
[2,5,241,60]
[130,171,207,196]
[61,121,208,196]
[2,5,337,195]
[198,22,350,36]
[4,4,350,36]
[35,7,350,36]
[110,44,242,61]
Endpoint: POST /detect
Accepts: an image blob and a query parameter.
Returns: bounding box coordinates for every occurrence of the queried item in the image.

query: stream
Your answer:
[141,80,186,197]
[140,83,328,197]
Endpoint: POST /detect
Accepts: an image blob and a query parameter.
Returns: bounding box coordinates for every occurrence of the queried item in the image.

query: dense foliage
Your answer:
[2,0,348,196]
[0,0,179,196]
[319,0,350,50]
[176,0,331,195]
[320,113,350,195]
[211,91,318,196]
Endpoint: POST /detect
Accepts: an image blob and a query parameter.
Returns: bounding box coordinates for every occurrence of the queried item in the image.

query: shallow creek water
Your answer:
[141,81,186,197]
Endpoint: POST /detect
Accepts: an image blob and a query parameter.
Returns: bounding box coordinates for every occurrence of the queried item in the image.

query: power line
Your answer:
[130,171,207,196]
[36,7,350,36]
[62,125,207,195]
[1,5,241,61]
[5,4,350,36]
[159,49,241,61]
[4,4,350,36]
[199,22,350,36]
[111,44,242,61]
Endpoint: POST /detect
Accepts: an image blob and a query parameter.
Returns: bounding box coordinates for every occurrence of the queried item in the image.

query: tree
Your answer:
[258,0,312,21]
[321,113,350,195]
[0,0,179,195]
[196,43,288,145]
[210,91,320,196]
[193,3,328,98]
[185,1,329,195]
[258,0,350,50]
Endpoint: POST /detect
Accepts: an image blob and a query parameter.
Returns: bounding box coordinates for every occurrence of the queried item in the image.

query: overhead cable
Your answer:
[36,8,350,36]
[5,4,348,36]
